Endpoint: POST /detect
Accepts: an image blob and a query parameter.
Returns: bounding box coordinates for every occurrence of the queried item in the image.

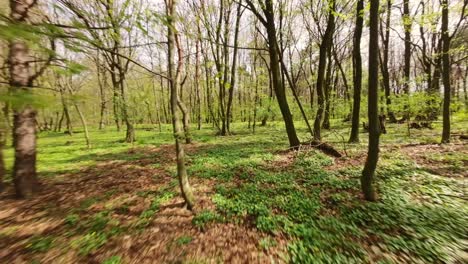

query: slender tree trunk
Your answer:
[195,23,202,130]
[178,97,192,144]
[118,74,135,143]
[314,0,335,141]
[441,0,451,143]
[57,110,64,132]
[349,0,364,143]
[380,0,397,122]
[97,53,107,130]
[112,79,121,131]
[226,1,243,133]
[263,0,300,148]
[402,0,411,121]
[361,0,380,202]
[322,51,333,130]
[280,58,314,138]
[166,0,194,210]
[73,102,91,149]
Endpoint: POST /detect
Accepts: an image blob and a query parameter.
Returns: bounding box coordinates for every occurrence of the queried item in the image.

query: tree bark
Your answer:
[441,0,451,143]
[314,0,335,141]
[166,0,195,210]
[379,0,397,122]
[349,0,364,143]
[226,1,243,133]
[262,0,300,147]
[9,0,40,198]
[361,0,380,202]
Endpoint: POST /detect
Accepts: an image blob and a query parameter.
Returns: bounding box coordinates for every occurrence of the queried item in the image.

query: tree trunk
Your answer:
[0,123,5,192]
[402,0,411,121]
[361,0,380,202]
[9,0,40,198]
[12,107,38,198]
[166,0,194,210]
[73,102,91,149]
[195,22,202,130]
[314,0,335,141]
[263,0,300,148]
[97,53,107,130]
[349,0,364,143]
[226,1,243,133]
[322,51,333,130]
[379,0,397,122]
[441,0,451,143]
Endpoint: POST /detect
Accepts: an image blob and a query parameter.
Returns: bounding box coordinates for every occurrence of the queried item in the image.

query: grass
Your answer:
[1,115,467,263]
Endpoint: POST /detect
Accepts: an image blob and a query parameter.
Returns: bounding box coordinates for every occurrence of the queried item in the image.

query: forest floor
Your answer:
[0,116,467,264]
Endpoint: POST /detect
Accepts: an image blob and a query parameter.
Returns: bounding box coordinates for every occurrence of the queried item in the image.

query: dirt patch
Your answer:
[0,144,285,264]
[398,143,467,178]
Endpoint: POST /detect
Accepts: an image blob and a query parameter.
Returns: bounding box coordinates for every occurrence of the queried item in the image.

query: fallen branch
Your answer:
[301,140,343,158]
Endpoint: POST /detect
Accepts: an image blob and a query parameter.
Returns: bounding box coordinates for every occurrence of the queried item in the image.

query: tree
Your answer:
[313,0,335,141]
[245,0,301,148]
[349,0,364,143]
[361,0,380,201]
[440,0,450,143]
[9,0,52,198]
[379,0,397,122]
[166,0,195,209]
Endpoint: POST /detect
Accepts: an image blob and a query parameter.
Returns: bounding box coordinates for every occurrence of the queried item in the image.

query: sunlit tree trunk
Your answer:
[9,0,40,198]
[166,0,195,210]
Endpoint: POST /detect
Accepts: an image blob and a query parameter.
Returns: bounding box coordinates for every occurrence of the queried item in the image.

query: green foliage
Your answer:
[26,236,54,253]
[64,213,80,227]
[175,235,193,245]
[258,236,277,250]
[101,256,122,264]
[71,232,108,255]
[80,197,101,209]
[389,92,441,120]
[87,211,110,232]
[192,210,221,230]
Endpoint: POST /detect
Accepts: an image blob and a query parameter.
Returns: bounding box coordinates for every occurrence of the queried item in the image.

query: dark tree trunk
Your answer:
[314,0,335,141]
[361,0,380,202]
[349,0,364,143]
[379,0,397,122]
[403,0,411,94]
[226,1,243,133]
[263,0,300,147]
[401,0,411,121]
[441,0,451,143]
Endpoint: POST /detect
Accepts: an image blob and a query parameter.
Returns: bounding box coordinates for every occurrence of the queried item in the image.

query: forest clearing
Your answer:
[0,0,467,263]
